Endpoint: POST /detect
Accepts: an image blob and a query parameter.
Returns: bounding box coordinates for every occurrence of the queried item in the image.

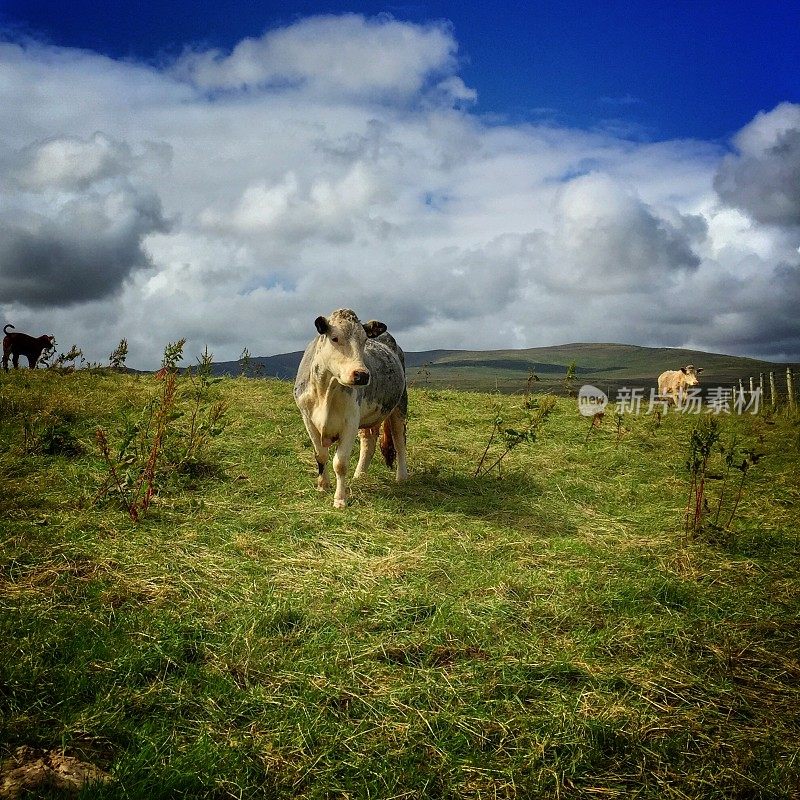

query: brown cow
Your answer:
[2,324,55,371]
[657,364,703,404]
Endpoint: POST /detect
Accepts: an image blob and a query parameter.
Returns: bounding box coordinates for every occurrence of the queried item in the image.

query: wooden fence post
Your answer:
[770,371,777,408]
[788,367,796,411]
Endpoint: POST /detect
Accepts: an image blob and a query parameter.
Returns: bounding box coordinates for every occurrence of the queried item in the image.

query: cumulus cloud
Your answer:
[173,14,459,100]
[0,133,169,306]
[199,163,386,243]
[542,173,704,293]
[714,103,800,228]
[10,132,135,191]
[0,17,798,364]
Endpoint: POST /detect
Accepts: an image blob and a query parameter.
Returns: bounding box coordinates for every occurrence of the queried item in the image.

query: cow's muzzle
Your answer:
[351,369,370,386]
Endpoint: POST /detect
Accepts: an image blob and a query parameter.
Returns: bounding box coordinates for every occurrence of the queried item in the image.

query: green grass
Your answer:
[1,369,799,798]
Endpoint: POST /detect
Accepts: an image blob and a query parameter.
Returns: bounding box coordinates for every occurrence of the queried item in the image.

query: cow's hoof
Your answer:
[333,498,346,509]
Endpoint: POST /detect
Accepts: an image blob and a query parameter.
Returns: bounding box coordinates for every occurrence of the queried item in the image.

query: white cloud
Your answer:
[173,14,458,100]
[10,132,134,191]
[544,173,703,293]
[0,17,798,366]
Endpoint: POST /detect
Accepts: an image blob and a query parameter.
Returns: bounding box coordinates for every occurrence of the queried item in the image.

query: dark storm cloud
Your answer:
[711,262,800,355]
[0,189,169,307]
[714,104,800,228]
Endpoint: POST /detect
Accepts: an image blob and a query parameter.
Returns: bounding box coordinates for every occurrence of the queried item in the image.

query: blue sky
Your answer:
[1,3,798,365]
[4,0,797,140]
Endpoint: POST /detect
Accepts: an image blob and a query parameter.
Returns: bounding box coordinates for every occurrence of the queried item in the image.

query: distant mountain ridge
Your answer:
[209,342,794,394]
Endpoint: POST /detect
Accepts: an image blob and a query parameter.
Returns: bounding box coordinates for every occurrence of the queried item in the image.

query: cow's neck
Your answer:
[311,365,357,439]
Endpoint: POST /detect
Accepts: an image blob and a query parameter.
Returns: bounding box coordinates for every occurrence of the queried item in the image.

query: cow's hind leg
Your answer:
[386,408,408,483]
[353,426,378,479]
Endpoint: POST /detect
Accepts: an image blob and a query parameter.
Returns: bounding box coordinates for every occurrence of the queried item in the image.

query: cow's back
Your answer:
[373,331,405,370]
[360,336,407,422]
[293,339,316,401]
[658,369,683,395]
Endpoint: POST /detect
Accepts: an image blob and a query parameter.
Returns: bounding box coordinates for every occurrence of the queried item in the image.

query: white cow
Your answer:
[657,364,704,404]
[294,309,408,508]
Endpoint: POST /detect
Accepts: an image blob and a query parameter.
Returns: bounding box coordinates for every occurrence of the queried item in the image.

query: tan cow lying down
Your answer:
[294,309,408,508]
[657,364,704,404]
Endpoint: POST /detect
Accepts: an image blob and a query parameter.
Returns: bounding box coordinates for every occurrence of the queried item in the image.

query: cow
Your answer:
[294,308,408,508]
[2,324,55,371]
[657,364,704,405]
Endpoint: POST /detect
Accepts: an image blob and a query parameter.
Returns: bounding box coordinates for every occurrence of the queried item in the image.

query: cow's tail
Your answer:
[380,419,396,469]
[3,324,14,335]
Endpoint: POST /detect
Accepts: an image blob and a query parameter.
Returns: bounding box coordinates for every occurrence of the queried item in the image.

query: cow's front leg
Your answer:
[299,413,330,491]
[315,447,331,491]
[332,423,359,509]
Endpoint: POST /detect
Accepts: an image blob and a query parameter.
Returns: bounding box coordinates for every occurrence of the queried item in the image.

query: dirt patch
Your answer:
[0,746,111,798]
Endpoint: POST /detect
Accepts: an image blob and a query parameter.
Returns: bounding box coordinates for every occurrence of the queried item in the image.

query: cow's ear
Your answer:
[680,367,688,374]
[315,316,328,335]
[696,367,704,374]
[363,320,387,338]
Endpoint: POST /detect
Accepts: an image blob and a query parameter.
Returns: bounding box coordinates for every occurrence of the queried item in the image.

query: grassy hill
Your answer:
[217,342,794,396]
[1,369,799,797]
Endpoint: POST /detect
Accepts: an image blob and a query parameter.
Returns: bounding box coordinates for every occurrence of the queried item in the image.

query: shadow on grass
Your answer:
[384,468,578,537]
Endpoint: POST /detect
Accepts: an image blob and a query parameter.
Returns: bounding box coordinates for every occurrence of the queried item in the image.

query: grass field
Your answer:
[1,369,799,798]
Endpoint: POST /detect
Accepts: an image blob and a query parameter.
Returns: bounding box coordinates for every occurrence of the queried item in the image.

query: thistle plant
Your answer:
[108,339,128,370]
[685,416,721,538]
[239,347,252,377]
[712,436,764,532]
[475,394,556,478]
[43,344,84,371]
[563,360,578,397]
[523,368,540,409]
[95,340,227,521]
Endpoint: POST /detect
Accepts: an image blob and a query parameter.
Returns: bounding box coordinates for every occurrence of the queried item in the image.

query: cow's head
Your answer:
[680,364,703,386]
[314,309,387,387]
